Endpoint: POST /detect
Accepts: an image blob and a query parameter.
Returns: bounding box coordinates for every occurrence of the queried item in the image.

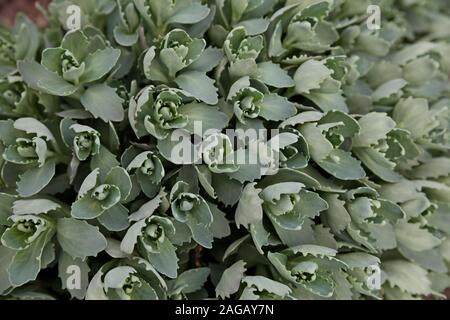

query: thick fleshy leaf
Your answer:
[57,218,107,260]
[396,221,442,251]
[294,60,332,94]
[7,229,53,286]
[170,268,210,295]
[257,62,294,88]
[98,204,130,232]
[18,61,78,96]
[168,3,210,24]
[215,260,247,299]
[146,240,179,279]
[353,113,396,147]
[235,183,263,229]
[175,71,218,105]
[80,48,121,83]
[71,195,105,220]
[80,84,124,122]
[179,102,229,134]
[58,252,90,299]
[259,94,297,121]
[353,147,402,183]
[383,260,432,295]
[14,118,56,142]
[12,199,61,215]
[17,160,56,197]
[104,167,132,202]
[0,246,15,294]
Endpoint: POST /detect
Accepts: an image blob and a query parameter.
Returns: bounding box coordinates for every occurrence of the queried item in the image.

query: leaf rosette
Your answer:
[260,182,328,246]
[201,133,239,174]
[269,1,338,60]
[18,30,124,122]
[209,0,277,44]
[268,245,348,298]
[71,167,132,231]
[0,77,40,119]
[353,112,420,183]
[0,15,40,76]
[1,214,56,287]
[122,146,165,199]
[109,0,141,47]
[86,258,167,300]
[324,187,405,253]
[226,76,296,125]
[170,181,214,248]
[223,27,294,88]
[0,197,65,291]
[134,0,210,39]
[61,121,101,162]
[292,110,366,181]
[121,216,178,278]
[0,28,16,72]
[129,86,189,140]
[143,29,221,104]
[0,118,64,197]
[278,127,310,169]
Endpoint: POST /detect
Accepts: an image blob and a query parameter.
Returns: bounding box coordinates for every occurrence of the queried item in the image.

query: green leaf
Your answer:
[216,260,247,299]
[235,183,263,229]
[17,160,56,197]
[209,203,231,239]
[318,149,366,181]
[113,26,139,47]
[259,94,297,121]
[104,167,132,202]
[168,3,210,24]
[179,102,229,134]
[12,199,61,215]
[372,79,407,102]
[0,193,17,225]
[58,252,90,299]
[353,113,396,147]
[80,84,124,122]
[396,221,442,251]
[294,60,332,94]
[8,229,53,286]
[242,276,292,298]
[14,118,56,142]
[18,61,78,96]
[257,62,294,88]
[0,246,15,294]
[175,71,218,105]
[187,47,223,73]
[98,204,130,232]
[410,158,450,179]
[129,191,166,222]
[80,48,121,83]
[383,260,432,295]
[170,268,210,295]
[353,147,402,183]
[146,240,179,279]
[71,194,106,220]
[57,218,107,260]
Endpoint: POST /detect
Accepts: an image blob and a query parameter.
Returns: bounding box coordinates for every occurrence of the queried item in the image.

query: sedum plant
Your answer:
[0,0,450,300]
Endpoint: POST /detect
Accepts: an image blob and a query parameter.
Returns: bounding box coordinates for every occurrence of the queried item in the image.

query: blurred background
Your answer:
[0,0,50,27]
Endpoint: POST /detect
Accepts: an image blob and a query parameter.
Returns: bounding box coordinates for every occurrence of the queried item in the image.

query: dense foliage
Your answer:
[1,0,450,300]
